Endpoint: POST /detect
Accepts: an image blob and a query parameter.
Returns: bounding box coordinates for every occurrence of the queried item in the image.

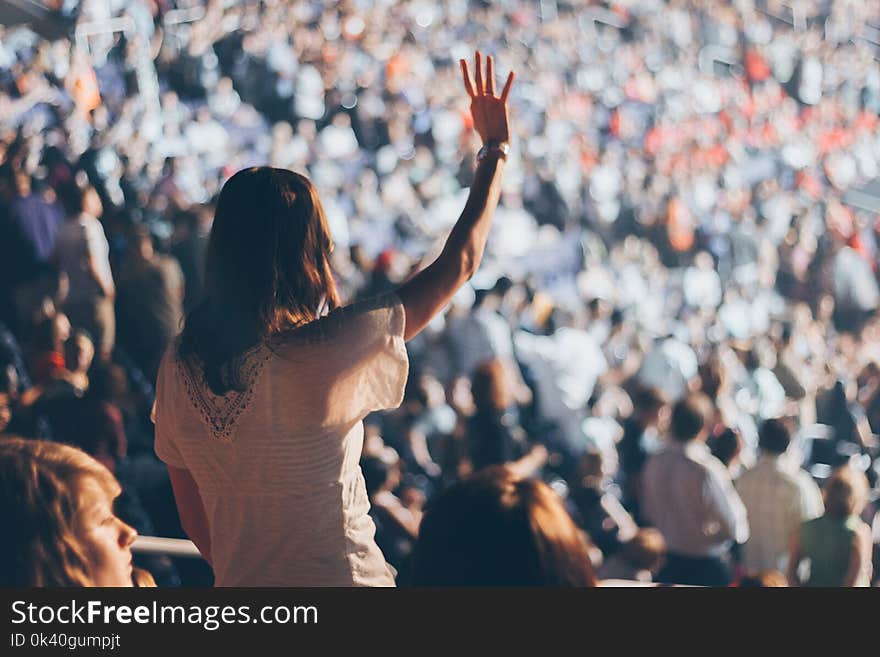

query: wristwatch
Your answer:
[476,140,510,162]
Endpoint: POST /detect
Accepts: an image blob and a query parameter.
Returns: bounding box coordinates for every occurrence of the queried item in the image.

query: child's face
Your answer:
[76,478,137,587]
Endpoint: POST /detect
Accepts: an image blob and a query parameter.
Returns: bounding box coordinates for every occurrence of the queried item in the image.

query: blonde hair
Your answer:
[739,570,788,587]
[823,465,869,518]
[0,437,121,586]
[132,568,156,587]
[621,528,667,573]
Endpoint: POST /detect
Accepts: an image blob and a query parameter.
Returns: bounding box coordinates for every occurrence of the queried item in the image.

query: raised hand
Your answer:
[460,51,514,145]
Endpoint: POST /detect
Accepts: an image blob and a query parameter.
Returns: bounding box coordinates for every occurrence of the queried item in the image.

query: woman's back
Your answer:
[154,292,407,586]
[154,53,516,586]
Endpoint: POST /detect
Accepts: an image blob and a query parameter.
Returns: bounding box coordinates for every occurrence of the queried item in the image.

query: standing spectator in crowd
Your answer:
[116,225,184,383]
[170,208,209,314]
[410,466,597,586]
[816,379,876,457]
[446,281,531,404]
[3,0,880,588]
[787,465,873,587]
[54,181,115,361]
[0,174,41,332]
[736,419,823,574]
[361,448,422,577]
[641,394,749,586]
[568,449,638,560]
[8,170,64,264]
[6,172,65,330]
[0,437,138,586]
[468,359,546,475]
[709,427,745,477]
[153,52,516,586]
[617,386,668,521]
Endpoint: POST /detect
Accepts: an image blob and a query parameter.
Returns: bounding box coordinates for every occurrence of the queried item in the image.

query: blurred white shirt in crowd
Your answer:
[642,441,749,558]
[736,453,823,574]
[637,338,698,402]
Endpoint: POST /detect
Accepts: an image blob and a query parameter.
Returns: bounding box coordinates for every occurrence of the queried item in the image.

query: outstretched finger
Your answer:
[460,59,475,98]
[486,55,495,96]
[500,71,515,103]
[474,51,483,95]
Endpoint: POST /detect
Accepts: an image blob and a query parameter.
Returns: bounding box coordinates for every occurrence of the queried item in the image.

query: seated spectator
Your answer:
[410,466,597,586]
[27,312,70,385]
[787,465,873,587]
[0,360,49,439]
[0,385,10,434]
[62,329,94,393]
[598,528,667,584]
[0,437,138,586]
[68,364,128,473]
[736,418,823,574]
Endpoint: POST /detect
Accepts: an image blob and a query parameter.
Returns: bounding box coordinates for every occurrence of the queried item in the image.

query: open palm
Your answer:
[460,51,514,145]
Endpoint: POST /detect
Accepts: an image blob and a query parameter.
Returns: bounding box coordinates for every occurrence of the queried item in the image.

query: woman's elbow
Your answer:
[458,248,481,282]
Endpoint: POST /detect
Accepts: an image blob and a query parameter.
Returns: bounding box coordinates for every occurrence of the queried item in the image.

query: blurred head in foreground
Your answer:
[0,437,137,586]
[410,466,597,586]
[823,465,869,519]
[737,571,788,587]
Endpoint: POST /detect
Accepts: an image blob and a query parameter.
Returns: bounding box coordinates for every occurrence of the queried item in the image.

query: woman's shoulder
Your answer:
[271,291,404,348]
[157,338,183,373]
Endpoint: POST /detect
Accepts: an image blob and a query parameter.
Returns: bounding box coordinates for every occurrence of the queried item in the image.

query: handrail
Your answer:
[132,536,203,559]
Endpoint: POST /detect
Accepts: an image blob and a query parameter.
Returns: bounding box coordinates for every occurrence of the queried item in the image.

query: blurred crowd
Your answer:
[1,0,880,586]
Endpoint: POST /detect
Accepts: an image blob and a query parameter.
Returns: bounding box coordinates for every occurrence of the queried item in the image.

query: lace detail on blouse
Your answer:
[176,342,272,442]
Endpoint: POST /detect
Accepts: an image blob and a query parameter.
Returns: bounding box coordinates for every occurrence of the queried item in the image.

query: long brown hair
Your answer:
[0,437,121,586]
[411,466,598,586]
[178,167,340,394]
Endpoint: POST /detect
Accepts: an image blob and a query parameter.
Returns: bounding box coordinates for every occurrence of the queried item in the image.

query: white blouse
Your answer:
[153,292,408,586]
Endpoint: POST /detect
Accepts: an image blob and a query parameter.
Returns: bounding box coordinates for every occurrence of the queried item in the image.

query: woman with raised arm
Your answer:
[153,52,514,586]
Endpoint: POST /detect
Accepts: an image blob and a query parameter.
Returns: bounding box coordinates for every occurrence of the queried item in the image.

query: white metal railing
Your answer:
[132,536,203,559]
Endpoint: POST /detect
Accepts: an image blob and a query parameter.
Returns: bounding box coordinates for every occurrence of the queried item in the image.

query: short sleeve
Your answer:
[350,291,409,414]
[298,291,408,423]
[153,349,186,469]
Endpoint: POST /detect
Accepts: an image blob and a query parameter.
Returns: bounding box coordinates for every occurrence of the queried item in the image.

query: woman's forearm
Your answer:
[167,466,213,566]
[441,154,506,278]
[397,153,506,341]
[397,51,513,341]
